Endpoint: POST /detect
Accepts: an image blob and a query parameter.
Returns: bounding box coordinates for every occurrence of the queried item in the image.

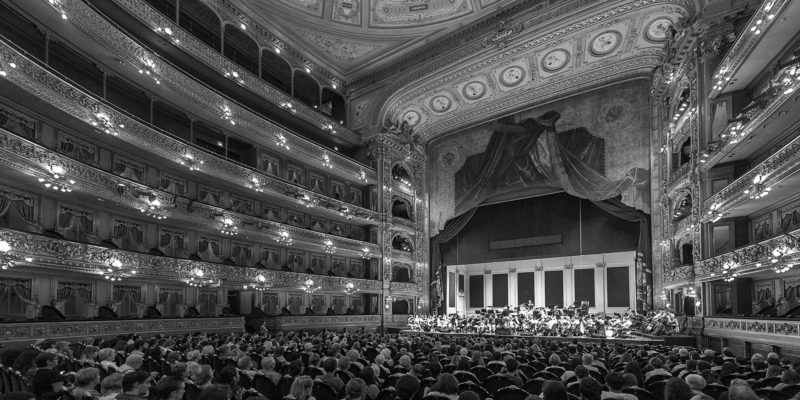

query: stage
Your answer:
[400,329,685,345]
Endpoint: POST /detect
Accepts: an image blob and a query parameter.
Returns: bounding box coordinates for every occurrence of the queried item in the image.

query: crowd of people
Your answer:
[0,326,797,400]
[407,308,680,338]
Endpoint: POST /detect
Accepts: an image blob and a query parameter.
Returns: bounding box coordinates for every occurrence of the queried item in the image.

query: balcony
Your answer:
[667,162,692,193]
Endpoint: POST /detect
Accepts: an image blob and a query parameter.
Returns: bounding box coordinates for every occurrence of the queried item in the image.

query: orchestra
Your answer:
[407,302,679,338]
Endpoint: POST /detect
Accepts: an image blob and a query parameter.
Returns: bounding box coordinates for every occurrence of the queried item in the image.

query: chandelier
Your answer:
[707,203,725,223]
[771,246,796,273]
[90,112,123,136]
[102,258,136,282]
[187,267,214,287]
[220,105,236,125]
[39,165,75,193]
[247,176,265,192]
[301,279,320,293]
[344,282,358,295]
[744,172,770,199]
[0,240,31,270]
[716,259,738,282]
[179,152,203,171]
[360,246,372,260]
[137,58,161,85]
[247,274,272,291]
[279,101,297,114]
[219,217,239,236]
[139,193,166,220]
[321,153,333,169]
[323,239,336,254]
[276,228,293,246]
[276,134,290,150]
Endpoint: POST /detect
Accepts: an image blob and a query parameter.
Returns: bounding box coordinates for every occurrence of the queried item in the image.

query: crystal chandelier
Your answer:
[321,153,333,169]
[344,282,358,295]
[247,176,265,192]
[707,203,725,223]
[744,172,770,199]
[323,239,336,254]
[276,228,293,246]
[39,165,75,192]
[103,259,136,282]
[187,267,213,287]
[139,194,166,220]
[771,246,796,273]
[219,217,239,236]
[247,274,272,291]
[90,112,123,136]
[360,246,372,260]
[179,152,203,171]
[0,240,31,270]
[301,279,320,294]
[276,134,290,150]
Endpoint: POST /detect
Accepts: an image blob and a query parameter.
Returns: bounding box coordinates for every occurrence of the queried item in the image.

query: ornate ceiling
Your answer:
[228,0,693,141]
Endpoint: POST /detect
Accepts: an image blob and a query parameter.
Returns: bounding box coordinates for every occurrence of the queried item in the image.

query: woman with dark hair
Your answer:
[425,373,459,400]
[359,366,380,399]
[214,366,243,400]
[623,361,644,388]
[663,378,692,400]
[541,381,568,400]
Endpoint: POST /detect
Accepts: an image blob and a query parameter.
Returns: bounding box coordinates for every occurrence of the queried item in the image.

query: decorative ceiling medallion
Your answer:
[644,18,673,42]
[429,95,452,113]
[402,110,421,126]
[462,81,487,100]
[590,30,622,56]
[541,49,571,72]
[499,66,526,87]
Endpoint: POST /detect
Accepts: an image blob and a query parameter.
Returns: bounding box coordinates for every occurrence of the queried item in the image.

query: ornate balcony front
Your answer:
[704,316,800,348]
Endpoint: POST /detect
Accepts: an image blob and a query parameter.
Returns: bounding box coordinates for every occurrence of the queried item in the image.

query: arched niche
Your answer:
[178,0,221,51]
[223,24,259,75]
[676,136,691,167]
[293,70,320,109]
[391,196,413,220]
[392,234,414,252]
[392,164,413,186]
[321,88,346,123]
[261,50,292,95]
[391,299,412,314]
[674,235,694,266]
[671,191,692,222]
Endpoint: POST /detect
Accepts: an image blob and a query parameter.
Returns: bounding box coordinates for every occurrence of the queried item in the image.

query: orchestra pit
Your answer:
[1,0,800,400]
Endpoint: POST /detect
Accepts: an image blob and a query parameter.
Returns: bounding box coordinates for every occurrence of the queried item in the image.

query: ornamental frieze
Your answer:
[0,228,383,292]
[662,264,694,288]
[703,127,800,218]
[0,129,380,256]
[389,282,422,297]
[0,41,380,225]
[695,230,800,281]
[49,0,371,183]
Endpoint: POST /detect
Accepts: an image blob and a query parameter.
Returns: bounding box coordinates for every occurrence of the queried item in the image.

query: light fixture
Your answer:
[39,165,75,192]
[276,228,293,246]
[275,47,281,54]
[721,259,738,282]
[139,193,166,220]
[247,274,273,291]
[276,135,290,150]
[0,240,20,270]
[384,295,396,309]
[247,176,265,192]
[89,112,124,136]
[221,106,235,125]
[357,170,367,182]
[322,153,333,169]
[360,246,372,260]
[707,203,724,222]
[344,281,358,295]
[324,239,336,254]
[103,258,136,282]
[279,101,297,113]
[179,152,203,171]
[187,267,214,287]
[219,217,239,236]
[744,172,770,199]
[322,123,336,134]
[223,70,244,85]
[137,59,160,85]
[301,279,320,293]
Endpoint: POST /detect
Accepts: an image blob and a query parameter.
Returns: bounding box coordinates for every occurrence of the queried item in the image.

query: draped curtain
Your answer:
[0,190,36,222]
[113,285,141,302]
[429,208,478,314]
[57,283,91,302]
[781,210,800,234]
[0,279,32,318]
[58,209,93,240]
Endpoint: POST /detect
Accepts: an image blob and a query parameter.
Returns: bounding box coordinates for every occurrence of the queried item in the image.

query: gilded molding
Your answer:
[111,0,357,143]
[52,0,374,184]
[0,228,383,292]
[695,230,800,281]
[0,128,380,256]
[0,317,244,343]
[707,0,792,99]
[390,282,423,297]
[662,264,694,289]
[704,317,800,347]
[0,40,381,225]
[666,163,691,195]
[258,314,382,328]
[702,127,800,219]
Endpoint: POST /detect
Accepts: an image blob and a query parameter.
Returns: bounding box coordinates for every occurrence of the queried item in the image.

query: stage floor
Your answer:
[400,330,667,345]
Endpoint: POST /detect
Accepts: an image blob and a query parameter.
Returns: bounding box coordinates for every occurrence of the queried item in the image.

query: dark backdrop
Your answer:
[441,192,638,265]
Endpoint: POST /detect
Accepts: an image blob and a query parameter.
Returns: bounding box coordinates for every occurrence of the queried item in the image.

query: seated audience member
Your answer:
[71,368,102,399]
[644,358,671,381]
[319,357,345,394]
[663,378,692,400]
[579,378,602,400]
[601,373,636,400]
[395,374,420,400]
[424,373,459,400]
[155,377,185,400]
[503,357,524,387]
[117,355,143,374]
[773,370,800,391]
[30,352,66,400]
[117,371,152,400]
[260,356,282,386]
[345,378,367,400]
[197,385,232,400]
[286,376,314,400]
[99,373,124,400]
[684,374,712,400]
[542,381,568,400]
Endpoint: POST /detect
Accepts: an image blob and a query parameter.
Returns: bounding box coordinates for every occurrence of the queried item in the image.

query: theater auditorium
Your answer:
[1,0,799,400]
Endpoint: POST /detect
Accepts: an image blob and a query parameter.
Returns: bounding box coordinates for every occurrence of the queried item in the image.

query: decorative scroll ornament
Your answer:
[102,258,136,282]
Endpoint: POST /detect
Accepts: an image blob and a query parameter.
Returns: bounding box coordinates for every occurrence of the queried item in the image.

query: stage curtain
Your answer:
[429,208,477,313]
[591,197,651,269]
[454,111,647,215]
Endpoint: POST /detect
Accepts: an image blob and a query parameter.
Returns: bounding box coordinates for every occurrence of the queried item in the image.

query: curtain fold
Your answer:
[429,207,478,313]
